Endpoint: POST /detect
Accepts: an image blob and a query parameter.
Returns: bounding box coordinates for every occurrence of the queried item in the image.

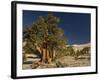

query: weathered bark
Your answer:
[36,45,54,63]
[39,47,43,62]
[49,50,52,60]
[41,48,46,63]
[35,42,51,63]
[51,49,53,61]
[36,46,42,54]
[35,40,53,63]
[50,48,55,61]
[46,49,51,64]
[52,50,55,61]
[41,45,52,63]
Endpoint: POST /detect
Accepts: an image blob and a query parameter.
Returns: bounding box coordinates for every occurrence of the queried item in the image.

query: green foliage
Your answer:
[66,46,75,56]
[74,47,90,60]
[80,47,90,55]
[23,13,67,60]
[76,50,80,56]
[54,48,67,60]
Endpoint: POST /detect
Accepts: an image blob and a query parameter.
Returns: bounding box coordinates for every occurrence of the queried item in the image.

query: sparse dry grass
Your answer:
[22,55,90,69]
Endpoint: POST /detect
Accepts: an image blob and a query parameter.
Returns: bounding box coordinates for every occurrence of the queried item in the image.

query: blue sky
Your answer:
[23,10,91,45]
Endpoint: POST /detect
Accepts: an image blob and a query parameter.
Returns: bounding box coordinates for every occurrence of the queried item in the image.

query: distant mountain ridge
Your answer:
[67,43,90,51]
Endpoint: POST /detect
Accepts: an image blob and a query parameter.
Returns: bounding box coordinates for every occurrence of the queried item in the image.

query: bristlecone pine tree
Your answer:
[80,47,90,55]
[23,14,67,64]
[66,46,75,56]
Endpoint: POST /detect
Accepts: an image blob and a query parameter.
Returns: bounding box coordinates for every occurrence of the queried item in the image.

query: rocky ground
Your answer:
[22,55,90,70]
